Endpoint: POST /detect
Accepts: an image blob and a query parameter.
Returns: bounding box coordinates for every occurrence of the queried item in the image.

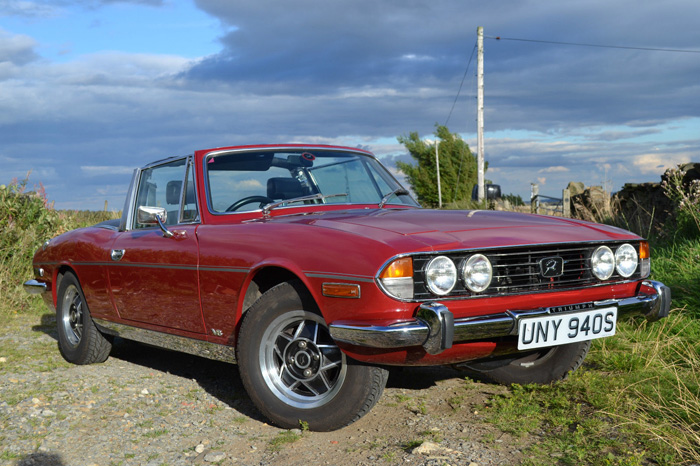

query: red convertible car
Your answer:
[24,144,670,431]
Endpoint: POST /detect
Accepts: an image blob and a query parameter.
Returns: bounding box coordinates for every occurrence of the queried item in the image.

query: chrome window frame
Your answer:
[121,155,200,231]
[202,146,417,216]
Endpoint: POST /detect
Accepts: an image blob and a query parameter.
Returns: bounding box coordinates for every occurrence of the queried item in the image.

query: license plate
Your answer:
[517,307,617,350]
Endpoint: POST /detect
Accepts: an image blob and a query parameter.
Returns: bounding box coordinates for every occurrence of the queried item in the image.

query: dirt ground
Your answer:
[1,315,534,466]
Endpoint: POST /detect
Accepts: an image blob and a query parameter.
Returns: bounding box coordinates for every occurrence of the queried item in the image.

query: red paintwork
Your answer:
[31,144,646,366]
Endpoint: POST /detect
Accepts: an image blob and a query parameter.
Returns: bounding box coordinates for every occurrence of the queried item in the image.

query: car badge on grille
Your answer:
[539,256,564,278]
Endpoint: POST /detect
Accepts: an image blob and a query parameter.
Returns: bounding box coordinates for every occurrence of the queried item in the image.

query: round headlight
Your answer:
[615,243,638,278]
[591,246,615,280]
[425,256,457,295]
[462,254,492,292]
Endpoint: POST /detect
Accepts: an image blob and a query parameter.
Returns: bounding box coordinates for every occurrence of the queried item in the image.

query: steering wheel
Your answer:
[226,195,274,212]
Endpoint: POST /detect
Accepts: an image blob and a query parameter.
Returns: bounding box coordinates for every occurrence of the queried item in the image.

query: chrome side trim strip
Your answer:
[93,319,237,364]
[305,272,375,283]
[329,280,671,355]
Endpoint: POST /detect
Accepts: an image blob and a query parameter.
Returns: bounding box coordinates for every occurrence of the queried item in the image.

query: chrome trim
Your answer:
[142,154,191,170]
[329,280,671,355]
[93,319,237,363]
[155,212,175,238]
[110,249,125,261]
[416,303,453,355]
[137,206,174,238]
[130,157,189,231]
[608,280,671,322]
[23,279,48,295]
[120,168,139,232]
[177,156,201,225]
[74,261,198,270]
[202,146,395,217]
[305,272,375,283]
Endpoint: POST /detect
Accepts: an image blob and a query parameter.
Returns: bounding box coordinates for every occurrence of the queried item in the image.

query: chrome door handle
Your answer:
[111,249,125,261]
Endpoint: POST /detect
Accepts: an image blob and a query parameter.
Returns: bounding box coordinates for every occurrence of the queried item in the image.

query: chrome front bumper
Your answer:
[329,280,672,355]
[23,279,48,295]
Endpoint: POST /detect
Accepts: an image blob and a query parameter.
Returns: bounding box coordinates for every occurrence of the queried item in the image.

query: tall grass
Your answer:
[0,176,119,316]
[484,167,700,465]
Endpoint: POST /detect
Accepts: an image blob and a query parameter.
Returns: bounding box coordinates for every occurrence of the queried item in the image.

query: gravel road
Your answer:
[1,314,528,466]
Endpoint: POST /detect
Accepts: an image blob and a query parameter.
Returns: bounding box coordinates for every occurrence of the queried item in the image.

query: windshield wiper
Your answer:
[262,193,348,215]
[378,188,409,209]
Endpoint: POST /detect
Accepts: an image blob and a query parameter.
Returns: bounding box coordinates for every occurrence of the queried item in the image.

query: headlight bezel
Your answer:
[461,253,493,293]
[424,255,458,296]
[591,245,615,280]
[614,243,639,278]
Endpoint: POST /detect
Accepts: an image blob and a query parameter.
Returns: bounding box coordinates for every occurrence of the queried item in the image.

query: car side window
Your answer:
[133,158,187,228]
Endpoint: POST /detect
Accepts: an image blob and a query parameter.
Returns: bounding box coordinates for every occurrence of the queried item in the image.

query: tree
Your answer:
[397,125,484,207]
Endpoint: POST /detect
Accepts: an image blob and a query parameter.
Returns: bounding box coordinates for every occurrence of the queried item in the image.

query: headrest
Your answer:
[267,177,304,200]
[166,180,181,205]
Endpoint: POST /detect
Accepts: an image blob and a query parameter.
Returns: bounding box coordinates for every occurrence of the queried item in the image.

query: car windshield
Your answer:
[206,149,418,213]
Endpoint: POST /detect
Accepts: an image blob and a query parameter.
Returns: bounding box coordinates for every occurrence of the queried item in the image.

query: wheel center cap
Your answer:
[285,339,321,380]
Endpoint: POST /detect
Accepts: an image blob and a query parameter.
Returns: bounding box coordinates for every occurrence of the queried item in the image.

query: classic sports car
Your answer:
[24,144,670,431]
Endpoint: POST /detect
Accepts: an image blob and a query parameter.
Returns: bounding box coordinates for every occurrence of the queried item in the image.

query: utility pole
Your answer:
[435,140,442,208]
[476,26,485,202]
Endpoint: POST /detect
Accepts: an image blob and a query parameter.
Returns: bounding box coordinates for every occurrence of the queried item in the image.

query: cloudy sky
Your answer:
[1,0,699,210]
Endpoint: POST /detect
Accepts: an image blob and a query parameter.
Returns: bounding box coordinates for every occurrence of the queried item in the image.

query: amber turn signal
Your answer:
[379,257,413,279]
[639,241,650,259]
[322,283,361,298]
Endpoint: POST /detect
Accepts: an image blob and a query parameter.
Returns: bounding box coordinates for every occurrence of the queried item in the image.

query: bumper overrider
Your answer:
[329,280,672,356]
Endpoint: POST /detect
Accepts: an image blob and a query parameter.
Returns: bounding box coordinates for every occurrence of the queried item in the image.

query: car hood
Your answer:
[265,208,640,252]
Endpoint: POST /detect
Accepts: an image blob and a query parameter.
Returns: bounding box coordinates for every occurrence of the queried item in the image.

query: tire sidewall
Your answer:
[56,273,94,364]
[488,340,591,385]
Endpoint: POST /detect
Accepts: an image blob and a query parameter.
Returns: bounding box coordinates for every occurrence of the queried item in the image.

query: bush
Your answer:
[0,176,119,315]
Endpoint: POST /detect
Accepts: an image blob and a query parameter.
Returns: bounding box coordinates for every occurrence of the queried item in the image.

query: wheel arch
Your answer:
[239,265,320,320]
[53,264,79,308]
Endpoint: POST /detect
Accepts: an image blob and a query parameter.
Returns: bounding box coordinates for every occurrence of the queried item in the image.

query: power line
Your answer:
[486,35,700,54]
[445,41,477,127]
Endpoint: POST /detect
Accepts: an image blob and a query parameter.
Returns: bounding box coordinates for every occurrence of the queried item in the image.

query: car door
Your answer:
[107,157,205,334]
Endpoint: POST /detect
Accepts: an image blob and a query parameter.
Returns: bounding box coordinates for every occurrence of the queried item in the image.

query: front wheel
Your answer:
[237,281,388,431]
[56,272,112,365]
[466,341,591,385]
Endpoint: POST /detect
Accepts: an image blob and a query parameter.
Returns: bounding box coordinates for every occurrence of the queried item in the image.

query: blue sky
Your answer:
[1,0,699,210]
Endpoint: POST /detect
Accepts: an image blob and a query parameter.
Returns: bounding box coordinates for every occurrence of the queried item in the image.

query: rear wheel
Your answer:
[466,341,591,385]
[237,281,388,431]
[56,272,112,365]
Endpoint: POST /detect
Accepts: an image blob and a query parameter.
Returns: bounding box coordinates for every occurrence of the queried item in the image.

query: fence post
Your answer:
[530,183,539,214]
[562,188,570,217]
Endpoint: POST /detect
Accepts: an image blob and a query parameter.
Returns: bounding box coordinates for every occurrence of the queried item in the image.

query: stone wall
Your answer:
[568,163,700,236]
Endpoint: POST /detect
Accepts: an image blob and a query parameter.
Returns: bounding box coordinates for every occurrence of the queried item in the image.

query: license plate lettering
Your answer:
[518,307,617,350]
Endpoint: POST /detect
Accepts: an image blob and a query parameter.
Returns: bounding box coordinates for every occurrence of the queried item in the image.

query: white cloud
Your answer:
[539,166,570,173]
[238,179,263,189]
[81,166,135,176]
[633,152,691,175]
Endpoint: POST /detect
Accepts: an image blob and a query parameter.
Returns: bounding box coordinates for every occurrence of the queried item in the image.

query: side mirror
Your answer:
[137,206,174,238]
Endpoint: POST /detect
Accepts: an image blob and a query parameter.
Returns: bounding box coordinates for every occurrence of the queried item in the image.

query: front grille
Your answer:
[413,241,642,300]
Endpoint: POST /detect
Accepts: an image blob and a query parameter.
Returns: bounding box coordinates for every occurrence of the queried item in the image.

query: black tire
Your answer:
[56,272,112,365]
[237,280,389,431]
[471,341,591,385]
